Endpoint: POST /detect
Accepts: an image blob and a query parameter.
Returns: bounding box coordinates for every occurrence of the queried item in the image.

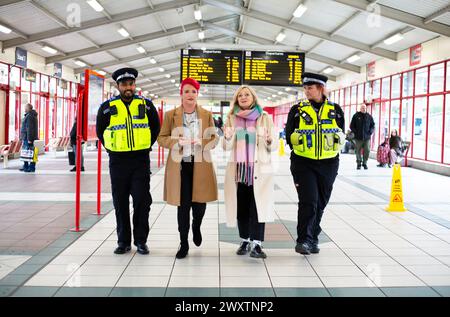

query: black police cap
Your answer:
[112,67,138,83]
[303,72,328,86]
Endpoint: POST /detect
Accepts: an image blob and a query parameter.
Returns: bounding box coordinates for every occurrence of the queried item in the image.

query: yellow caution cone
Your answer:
[385,163,407,212]
[279,138,285,156]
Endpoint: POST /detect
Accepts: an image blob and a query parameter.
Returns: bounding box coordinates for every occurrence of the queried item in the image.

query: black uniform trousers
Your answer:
[109,154,152,247]
[290,155,339,246]
[237,183,265,241]
[178,160,206,243]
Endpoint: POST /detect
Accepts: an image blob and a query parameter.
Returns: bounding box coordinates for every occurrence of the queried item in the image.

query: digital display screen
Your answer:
[180,49,243,85]
[243,51,305,87]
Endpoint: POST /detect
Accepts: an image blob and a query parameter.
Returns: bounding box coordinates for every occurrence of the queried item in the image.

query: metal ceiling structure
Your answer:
[0,0,449,102]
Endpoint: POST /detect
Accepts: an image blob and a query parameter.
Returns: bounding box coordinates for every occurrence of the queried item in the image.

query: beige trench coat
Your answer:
[157,105,219,206]
[223,111,278,227]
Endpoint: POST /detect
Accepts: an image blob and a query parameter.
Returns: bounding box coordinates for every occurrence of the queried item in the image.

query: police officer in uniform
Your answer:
[96,68,160,255]
[286,72,345,255]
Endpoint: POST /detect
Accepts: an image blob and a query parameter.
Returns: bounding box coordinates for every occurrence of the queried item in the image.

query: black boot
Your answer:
[192,222,202,247]
[176,241,189,259]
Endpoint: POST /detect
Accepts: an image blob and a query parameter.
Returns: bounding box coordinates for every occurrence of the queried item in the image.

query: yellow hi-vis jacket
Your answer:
[103,97,151,152]
[290,99,342,160]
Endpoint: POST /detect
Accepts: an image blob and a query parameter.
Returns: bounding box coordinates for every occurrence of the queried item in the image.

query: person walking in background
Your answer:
[350,103,375,170]
[19,103,38,173]
[70,118,85,172]
[389,129,404,167]
[223,85,277,259]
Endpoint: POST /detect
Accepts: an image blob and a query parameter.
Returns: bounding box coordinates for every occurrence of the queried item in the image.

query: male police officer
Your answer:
[286,72,345,255]
[96,68,160,255]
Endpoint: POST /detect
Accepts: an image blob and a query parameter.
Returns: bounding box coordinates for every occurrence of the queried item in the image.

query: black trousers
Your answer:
[178,160,206,243]
[290,156,338,246]
[109,154,152,246]
[237,183,265,242]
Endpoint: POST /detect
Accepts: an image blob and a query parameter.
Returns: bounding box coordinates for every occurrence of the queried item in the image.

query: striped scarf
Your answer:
[234,104,262,185]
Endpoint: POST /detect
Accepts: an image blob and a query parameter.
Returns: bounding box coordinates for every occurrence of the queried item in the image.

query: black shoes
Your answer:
[176,242,189,259]
[363,164,368,170]
[192,224,202,247]
[114,245,131,254]
[236,241,250,255]
[136,244,149,255]
[295,242,311,255]
[310,244,320,254]
[357,165,361,170]
[250,244,267,259]
[70,167,85,172]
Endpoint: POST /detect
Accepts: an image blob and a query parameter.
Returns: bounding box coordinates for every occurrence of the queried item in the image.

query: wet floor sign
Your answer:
[279,138,285,156]
[386,163,407,212]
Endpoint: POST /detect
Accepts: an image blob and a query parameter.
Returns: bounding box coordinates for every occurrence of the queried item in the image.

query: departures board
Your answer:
[180,49,243,85]
[180,49,306,87]
[243,51,305,87]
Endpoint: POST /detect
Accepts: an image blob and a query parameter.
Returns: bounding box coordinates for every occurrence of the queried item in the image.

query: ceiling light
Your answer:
[0,24,12,34]
[171,79,176,83]
[74,60,86,67]
[278,91,283,95]
[149,57,157,64]
[86,0,104,12]
[158,67,165,72]
[293,4,308,18]
[272,94,277,97]
[194,7,202,21]
[347,54,361,63]
[165,74,171,78]
[143,91,149,95]
[268,97,272,100]
[42,45,58,54]
[95,70,106,76]
[150,94,155,97]
[136,45,146,54]
[384,33,404,45]
[201,47,207,51]
[323,67,334,74]
[276,31,286,42]
[285,87,291,92]
[175,83,180,87]
[154,95,159,99]
[136,87,142,91]
[117,27,129,37]
[198,31,205,40]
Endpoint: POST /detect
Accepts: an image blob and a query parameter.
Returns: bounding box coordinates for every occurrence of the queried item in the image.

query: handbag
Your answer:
[32,147,39,163]
[68,151,75,166]
[20,148,34,162]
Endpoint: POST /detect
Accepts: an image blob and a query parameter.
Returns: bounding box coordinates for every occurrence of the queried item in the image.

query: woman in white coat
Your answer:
[223,85,278,258]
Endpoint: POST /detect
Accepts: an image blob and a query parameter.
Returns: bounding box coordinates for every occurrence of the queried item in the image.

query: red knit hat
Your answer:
[180,77,200,95]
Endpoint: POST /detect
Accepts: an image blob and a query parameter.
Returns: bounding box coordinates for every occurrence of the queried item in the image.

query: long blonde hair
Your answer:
[229,85,260,116]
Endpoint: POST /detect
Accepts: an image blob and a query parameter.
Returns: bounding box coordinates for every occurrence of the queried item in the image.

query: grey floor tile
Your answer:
[166,288,220,297]
[220,288,275,297]
[110,287,166,297]
[25,255,53,265]
[37,247,64,256]
[328,287,386,297]
[0,286,17,297]
[12,286,59,297]
[274,288,330,297]
[0,274,30,286]
[431,287,450,297]
[11,264,42,275]
[55,287,112,297]
[380,287,441,297]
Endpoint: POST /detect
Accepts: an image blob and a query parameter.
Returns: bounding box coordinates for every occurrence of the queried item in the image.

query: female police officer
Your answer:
[285,72,345,255]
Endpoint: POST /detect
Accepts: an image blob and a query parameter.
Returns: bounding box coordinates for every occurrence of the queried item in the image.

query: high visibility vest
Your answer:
[290,99,342,160]
[103,97,151,152]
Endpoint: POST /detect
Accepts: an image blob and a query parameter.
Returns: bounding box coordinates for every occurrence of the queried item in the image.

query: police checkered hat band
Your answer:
[303,77,327,86]
[116,72,136,81]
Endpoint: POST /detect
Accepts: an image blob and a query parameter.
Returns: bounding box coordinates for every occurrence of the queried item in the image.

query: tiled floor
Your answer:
[0,145,449,297]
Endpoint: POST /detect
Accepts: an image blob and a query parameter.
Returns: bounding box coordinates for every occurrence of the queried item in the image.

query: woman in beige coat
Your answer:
[223,85,278,258]
[157,78,218,259]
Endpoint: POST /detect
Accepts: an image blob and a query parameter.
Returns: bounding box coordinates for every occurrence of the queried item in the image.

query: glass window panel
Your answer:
[412,97,427,160]
[10,67,20,90]
[351,86,357,104]
[41,75,49,93]
[447,62,450,92]
[427,95,444,162]
[392,75,401,98]
[372,79,380,99]
[57,98,63,138]
[31,73,38,93]
[339,89,344,106]
[415,67,428,95]
[39,96,46,141]
[50,77,56,94]
[390,100,400,136]
[380,101,390,141]
[401,99,413,157]
[430,63,444,94]
[345,87,351,105]
[365,82,370,101]
[382,77,390,99]
[357,84,364,104]
[403,71,413,97]
[371,103,380,150]
[444,96,450,164]
[8,91,16,141]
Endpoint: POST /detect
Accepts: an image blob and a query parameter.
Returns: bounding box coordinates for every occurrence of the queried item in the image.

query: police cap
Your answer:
[302,72,328,86]
[112,67,138,83]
